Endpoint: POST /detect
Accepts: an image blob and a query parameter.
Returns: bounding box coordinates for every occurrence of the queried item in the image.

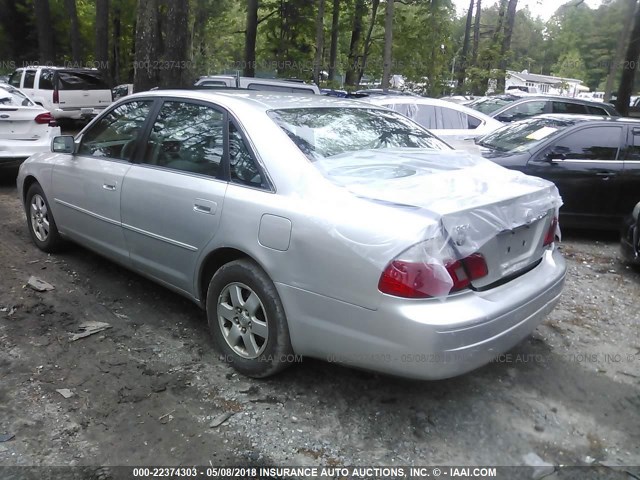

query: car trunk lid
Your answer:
[0,106,48,140]
[315,148,561,288]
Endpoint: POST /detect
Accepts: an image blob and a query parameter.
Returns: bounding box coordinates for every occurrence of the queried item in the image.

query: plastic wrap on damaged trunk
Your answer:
[306,148,562,298]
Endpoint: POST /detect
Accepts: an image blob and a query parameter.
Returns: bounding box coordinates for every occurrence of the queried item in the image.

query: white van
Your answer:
[8,67,113,120]
[194,75,320,94]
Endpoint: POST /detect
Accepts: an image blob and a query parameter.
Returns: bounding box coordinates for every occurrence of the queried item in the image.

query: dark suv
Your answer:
[469,95,619,123]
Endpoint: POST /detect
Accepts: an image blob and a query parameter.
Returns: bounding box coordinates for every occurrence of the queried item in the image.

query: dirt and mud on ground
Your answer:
[0,173,639,479]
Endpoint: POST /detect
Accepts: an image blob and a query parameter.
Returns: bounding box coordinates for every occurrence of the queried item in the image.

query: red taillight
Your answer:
[543,217,558,246]
[34,112,57,127]
[378,252,488,298]
[53,89,59,104]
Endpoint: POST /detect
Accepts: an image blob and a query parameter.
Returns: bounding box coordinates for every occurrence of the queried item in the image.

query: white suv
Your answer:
[8,67,113,120]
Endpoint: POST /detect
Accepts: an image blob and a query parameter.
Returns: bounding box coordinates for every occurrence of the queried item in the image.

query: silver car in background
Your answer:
[17,91,566,380]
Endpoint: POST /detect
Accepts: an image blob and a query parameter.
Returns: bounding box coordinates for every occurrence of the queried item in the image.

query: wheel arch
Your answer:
[22,175,39,205]
[197,247,269,306]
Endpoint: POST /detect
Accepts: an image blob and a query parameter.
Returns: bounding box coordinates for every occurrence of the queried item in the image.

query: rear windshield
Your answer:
[57,70,109,90]
[476,117,580,153]
[0,85,34,107]
[267,107,450,162]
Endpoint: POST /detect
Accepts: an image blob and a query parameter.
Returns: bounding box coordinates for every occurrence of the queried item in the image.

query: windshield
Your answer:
[477,117,579,153]
[267,107,450,162]
[0,85,34,107]
[469,95,521,115]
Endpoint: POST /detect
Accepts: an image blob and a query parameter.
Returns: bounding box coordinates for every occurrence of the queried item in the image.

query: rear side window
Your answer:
[390,104,469,130]
[57,71,109,90]
[550,126,622,161]
[625,130,640,160]
[229,122,267,188]
[467,115,482,129]
[552,102,587,114]
[39,70,55,90]
[586,105,608,116]
[8,71,22,87]
[23,70,36,88]
[142,101,224,178]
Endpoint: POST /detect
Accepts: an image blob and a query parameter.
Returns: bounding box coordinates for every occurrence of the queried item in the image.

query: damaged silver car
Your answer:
[17,91,566,380]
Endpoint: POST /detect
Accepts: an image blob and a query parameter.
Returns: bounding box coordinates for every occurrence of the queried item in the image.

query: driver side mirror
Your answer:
[496,113,514,122]
[51,135,75,154]
[545,150,566,162]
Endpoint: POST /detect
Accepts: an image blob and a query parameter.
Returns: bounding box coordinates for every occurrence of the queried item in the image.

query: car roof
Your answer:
[359,95,499,121]
[14,66,101,72]
[126,89,386,111]
[534,113,640,124]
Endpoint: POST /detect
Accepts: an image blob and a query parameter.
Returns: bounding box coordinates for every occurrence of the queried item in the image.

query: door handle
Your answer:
[595,171,616,177]
[103,183,117,191]
[193,199,217,215]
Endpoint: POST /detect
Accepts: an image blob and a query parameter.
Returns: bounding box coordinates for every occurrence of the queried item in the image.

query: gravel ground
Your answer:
[0,172,638,478]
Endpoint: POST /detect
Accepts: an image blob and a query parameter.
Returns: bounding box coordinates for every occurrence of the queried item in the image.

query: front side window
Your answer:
[23,70,36,88]
[141,101,224,178]
[500,101,546,121]
[78,101,152,160]
[549,126,622,161]
[268,107,449,163]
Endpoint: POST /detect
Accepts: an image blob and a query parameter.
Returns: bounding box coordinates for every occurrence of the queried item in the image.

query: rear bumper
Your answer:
[278,248,566,380]
[0,133,58,160]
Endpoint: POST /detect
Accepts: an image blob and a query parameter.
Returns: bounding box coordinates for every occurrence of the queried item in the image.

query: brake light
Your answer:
[34,112,57,127]
[543,217,558,247]
[378,245,488,298]
[53,88,59,104]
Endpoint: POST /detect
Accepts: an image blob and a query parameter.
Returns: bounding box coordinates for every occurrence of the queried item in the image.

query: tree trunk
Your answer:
[33,0,55,63]
[381,0,394,92]
[64,0,82,63]
[244,0,259,77]
[96,0,110,80]
[160,0,191,87]
[457,0,474,89]
[497,0,517,92]
[133,0,160,92]
[471,0,481,66]
[328,0,340,82]
[344,0,366,87]
[616,1,640,116]
[112,5,121,84]
[357,0,380,86]
[604,0,637,103]
[313,0,326,85]
[492,0,507,44]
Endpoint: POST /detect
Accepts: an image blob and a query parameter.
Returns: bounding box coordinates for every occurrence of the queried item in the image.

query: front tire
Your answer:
[206,259,294,378]
[25,183,64,253]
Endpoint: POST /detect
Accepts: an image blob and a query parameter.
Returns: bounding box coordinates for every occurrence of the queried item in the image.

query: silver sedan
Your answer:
[17,91,566,380]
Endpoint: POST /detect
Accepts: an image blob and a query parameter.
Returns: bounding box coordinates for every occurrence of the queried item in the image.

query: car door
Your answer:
[526,124,624,228]
[621,126,640,217]
[51,100,154,262]
[120,99,228,295]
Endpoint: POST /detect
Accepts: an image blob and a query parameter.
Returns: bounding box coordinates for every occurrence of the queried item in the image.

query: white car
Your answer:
[8,67,113,121]
[360,95,503,143]
[0,83,61,169]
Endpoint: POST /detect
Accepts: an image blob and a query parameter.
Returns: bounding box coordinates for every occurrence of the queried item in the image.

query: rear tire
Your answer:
[206,259,294,378]
[25,183,64,253]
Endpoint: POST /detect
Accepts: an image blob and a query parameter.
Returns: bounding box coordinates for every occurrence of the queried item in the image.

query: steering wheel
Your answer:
[120,138,138,161]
